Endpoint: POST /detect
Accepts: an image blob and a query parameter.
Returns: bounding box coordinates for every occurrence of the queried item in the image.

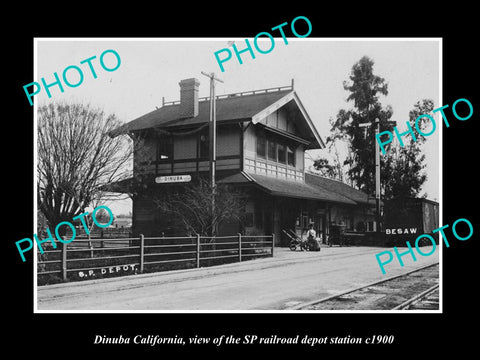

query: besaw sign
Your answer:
[155,175,192,184]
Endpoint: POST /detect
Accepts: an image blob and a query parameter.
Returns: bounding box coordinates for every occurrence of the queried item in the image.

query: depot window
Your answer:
[287,146,295,166]
[267,139,277,160]
[257,131,297,167]
[257,133,266,158]
[277,143,286,163]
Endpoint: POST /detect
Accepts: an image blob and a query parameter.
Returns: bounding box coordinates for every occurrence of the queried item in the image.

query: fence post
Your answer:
[271,233,275,257]
[100,229,105,248]
[139,234,144,273]
[238,233,242,262]
[88,233,94,259]
[61,241,67,281]
[196,234,200,268]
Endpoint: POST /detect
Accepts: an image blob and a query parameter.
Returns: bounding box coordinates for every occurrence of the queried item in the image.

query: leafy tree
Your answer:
[327,56,432,206]
[383,99,434,200]
[312,130,346,181]
[330,56,395,193]
[92,207,114,226]
[313,157,338,179]
[37,102,132,235]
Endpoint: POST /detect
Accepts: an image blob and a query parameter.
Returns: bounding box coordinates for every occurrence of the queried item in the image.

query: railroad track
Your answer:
[394,285,439,310]
[288,262,440,311]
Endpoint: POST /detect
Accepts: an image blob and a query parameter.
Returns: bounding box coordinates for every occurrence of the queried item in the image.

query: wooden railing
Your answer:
[37,234,274,283]
[162,85,293,106]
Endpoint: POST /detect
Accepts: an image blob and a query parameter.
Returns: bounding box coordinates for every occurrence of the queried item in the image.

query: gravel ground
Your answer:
[304,263,439,310]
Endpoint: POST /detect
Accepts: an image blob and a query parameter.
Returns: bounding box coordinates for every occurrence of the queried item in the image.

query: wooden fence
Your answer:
[37,234,275,283]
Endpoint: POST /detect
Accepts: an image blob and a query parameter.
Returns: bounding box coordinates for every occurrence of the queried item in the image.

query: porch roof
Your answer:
[218,172,357,205]
[305,172,377,206]
[104,171,375,207]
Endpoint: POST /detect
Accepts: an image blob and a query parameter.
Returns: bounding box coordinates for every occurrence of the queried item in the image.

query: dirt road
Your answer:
[36,246,439,311]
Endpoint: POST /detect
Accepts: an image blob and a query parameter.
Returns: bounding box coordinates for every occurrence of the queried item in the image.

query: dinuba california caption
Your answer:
[30,32,446,312]
[92,333,391,346]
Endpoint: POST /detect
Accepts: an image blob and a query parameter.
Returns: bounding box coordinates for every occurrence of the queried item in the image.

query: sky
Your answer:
[35,38,441,215]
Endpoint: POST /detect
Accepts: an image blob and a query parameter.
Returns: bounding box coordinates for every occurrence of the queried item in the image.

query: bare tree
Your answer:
[153,177,247,236]
[37,102,132,234]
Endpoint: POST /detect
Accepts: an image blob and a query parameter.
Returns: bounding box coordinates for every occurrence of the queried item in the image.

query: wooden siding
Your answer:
[134,196,156,222]
[173,161,197,174]
[217,126,240,157]
[174,134,196,159]
[134,136,156,175]
[134,125,242,177]
[243,125,256,159]
[167,157,240,174]
[259,107,298,136]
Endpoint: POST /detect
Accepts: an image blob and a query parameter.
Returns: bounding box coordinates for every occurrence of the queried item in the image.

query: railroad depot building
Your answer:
[110,78,378,246]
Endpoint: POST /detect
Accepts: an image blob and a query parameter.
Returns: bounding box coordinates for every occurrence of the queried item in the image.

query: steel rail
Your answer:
[289,262,439,310]
[392,284,440,310]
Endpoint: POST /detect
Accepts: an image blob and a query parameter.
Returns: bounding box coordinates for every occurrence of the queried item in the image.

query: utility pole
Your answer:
[359,118,396,233]
[201,71,223,188]
[374,118,381,232]
[201,71,223,236]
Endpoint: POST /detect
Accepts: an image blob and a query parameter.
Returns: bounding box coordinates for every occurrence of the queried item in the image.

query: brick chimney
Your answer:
[179,78,200,118]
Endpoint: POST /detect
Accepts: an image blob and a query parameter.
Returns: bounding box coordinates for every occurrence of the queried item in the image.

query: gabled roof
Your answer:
[110,89,292,136]
[110,86,324,149]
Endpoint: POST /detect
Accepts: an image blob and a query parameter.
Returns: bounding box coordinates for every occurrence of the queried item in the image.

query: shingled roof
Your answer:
[305,172,377,205]
[218,171,365,205]
[110,81,324,149]
[111,88,293,136]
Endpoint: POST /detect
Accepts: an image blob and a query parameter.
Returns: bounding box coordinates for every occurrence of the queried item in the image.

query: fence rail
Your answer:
[37,233,275,283]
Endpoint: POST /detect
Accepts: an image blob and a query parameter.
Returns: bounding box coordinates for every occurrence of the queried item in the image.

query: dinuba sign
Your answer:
[155,175,191,183]
[78,264,138,280]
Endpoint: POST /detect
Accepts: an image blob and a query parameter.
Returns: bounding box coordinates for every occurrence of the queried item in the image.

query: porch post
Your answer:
[271,233,275,257]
